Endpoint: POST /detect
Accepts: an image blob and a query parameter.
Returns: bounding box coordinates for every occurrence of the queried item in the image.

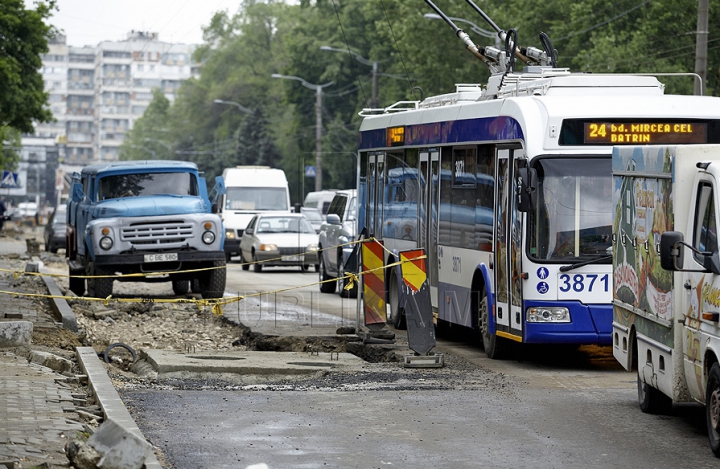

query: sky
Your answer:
[32,0,244,47]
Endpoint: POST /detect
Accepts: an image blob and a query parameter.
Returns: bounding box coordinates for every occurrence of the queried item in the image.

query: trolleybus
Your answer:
[356,3,720,359]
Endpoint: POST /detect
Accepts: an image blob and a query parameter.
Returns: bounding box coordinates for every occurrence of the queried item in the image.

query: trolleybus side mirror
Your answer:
[516,167,537,212]
[660,231,684,270]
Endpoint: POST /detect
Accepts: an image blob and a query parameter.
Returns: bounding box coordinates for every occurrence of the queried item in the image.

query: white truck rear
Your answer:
[612,144,720,456]
[221,166,291,261]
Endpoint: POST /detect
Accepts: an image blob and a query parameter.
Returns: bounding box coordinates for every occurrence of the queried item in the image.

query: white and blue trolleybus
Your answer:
[356,0,720,358]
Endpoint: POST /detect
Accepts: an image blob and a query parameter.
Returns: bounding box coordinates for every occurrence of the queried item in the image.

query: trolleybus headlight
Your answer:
[202,231,216,244]
[526,307,570,323]
[99,236,113,251]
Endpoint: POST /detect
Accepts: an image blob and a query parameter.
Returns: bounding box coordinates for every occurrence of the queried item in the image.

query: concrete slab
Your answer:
[141,348,367,378]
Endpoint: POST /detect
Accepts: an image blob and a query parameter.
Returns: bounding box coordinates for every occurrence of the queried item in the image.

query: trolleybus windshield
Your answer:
[527,156,612,262]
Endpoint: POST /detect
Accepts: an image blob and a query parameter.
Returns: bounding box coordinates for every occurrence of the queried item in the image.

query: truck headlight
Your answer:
[527,307,570,323]
[202,231,216,244]
[99,236,113,250]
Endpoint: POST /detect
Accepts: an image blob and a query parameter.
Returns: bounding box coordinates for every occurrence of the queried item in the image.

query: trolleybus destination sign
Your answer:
[583,121,707,144]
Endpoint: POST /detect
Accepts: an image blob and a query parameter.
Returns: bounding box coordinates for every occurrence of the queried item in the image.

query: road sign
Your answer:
[1,171,19,188]
[305,165,316,178]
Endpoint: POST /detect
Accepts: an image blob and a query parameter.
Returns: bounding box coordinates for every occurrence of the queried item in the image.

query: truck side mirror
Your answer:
[660,231,684,270]
[294,203,302,213]
[211,202,218,214]
[327,214,341,225]
[516,167,537,213]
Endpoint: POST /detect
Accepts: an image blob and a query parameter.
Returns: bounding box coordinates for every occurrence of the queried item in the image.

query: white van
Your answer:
[303,190,337,215]
[221,166,291,261]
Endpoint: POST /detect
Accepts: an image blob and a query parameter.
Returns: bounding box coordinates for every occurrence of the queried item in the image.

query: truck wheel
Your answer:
[638,372,672,414]
[252,251,262,272]
[172,280,190,295]
[478,291,506,359]
[191,278,201,293]
[337,258,357,298]
[200,260,226,299]
[388,278,406,330]
[319,255,336,293]
[706,363,720,456]
[68,267,85,296]
[87,266,113,298]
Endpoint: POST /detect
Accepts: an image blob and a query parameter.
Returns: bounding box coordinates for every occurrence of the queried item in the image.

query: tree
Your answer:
[0,0,55,131]
[0,0,56,170]
[231,107,281,167]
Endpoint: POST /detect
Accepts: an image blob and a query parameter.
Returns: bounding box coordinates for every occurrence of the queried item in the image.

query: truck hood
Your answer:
[93,196,206,218]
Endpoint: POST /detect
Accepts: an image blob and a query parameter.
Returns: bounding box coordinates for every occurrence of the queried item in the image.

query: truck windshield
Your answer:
[527,157,612,262]
[225,187,288,211]
[98,172,198,200]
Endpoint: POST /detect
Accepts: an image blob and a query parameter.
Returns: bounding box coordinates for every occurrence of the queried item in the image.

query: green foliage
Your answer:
[134,0,719,203]
[0,126,21,171]
[0,0,55,133]
[119,88,172,160]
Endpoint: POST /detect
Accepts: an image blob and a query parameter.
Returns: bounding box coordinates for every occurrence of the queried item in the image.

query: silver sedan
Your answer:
[239,214,319,272]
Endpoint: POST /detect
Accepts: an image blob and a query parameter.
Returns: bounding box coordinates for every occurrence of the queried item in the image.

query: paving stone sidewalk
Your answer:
[0,233,85,468]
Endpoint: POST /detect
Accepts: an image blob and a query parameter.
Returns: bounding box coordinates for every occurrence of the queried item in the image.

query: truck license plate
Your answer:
[144,253,178,263]
[282,255,303,262]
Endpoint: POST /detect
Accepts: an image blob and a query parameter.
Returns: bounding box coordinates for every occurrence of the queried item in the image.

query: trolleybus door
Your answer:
[366,153,385,237]
[494,148,524,339]
[419,149,440,306]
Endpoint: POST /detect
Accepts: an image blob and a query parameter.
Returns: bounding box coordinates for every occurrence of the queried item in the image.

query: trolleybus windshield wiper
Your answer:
[559,255,612,272]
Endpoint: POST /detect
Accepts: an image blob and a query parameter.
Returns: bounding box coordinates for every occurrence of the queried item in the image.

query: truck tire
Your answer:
[706,363,720,456]
[200,260,226,299]
[479,291,506,359]
[172,280,190,295]
[87,265,113,298]
[319,255,336,294]
[68,267,85,296]
[191,278,201,293]
[638,372,672,414]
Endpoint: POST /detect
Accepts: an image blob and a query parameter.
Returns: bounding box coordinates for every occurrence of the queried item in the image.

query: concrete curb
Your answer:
[40,267,78,332]
[76,347,162,469]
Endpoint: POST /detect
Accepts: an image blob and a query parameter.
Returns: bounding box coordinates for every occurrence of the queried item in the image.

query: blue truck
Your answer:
[66,160,227,299]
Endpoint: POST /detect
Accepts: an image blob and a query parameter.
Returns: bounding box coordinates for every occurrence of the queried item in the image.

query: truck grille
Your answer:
[121,220,193,246]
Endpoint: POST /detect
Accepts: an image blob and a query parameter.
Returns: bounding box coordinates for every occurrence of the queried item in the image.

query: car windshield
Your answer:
[225,187,288,211]
[98,172,198,199]
[52,208,67,224]
[256,216,315,234]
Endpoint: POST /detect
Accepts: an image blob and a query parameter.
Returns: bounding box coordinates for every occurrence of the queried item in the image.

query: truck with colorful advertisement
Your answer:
[611,144,720,457]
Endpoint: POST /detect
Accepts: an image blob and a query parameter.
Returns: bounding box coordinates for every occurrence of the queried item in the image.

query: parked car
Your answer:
[239,213,319,272]
[43,205,67,253]
[317,189,357,297]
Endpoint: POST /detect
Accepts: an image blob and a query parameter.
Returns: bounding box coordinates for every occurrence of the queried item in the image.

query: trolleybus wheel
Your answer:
[479,291,505,359]
[638,372,672,414]
[706,363,720,456]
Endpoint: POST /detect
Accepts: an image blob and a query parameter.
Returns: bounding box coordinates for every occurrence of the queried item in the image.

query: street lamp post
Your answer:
[272,74,334,192]
[213,99,254,115]
[320,46,383,109]
[423,13,502,48]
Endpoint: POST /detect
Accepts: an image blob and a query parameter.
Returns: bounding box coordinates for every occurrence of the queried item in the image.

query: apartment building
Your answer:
[16,32,198,207]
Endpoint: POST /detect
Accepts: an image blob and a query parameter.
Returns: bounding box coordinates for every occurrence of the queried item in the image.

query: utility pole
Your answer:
[694,0,709,96]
